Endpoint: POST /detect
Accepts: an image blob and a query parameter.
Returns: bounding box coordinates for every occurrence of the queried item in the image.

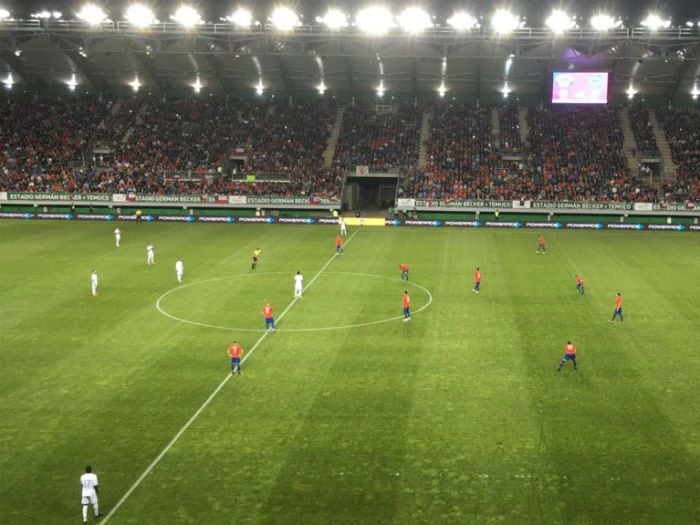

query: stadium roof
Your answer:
[1,17,700,100]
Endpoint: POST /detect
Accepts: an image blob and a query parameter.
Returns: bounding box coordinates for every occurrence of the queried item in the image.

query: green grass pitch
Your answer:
[1,220,699,525]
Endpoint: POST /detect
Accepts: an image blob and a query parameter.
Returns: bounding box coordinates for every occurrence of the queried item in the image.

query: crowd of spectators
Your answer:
[333,104,422,170]
[499,103,524,152]
[657,109,700,201]
[627,105,660,157]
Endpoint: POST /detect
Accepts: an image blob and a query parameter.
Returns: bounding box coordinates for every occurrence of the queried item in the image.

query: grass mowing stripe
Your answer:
[101,229,359,524]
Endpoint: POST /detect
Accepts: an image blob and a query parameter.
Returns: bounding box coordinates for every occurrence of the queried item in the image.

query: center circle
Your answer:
[155,271,433,333]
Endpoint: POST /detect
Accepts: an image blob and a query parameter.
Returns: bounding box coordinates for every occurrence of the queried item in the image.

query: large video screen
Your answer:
[552,71,609,104]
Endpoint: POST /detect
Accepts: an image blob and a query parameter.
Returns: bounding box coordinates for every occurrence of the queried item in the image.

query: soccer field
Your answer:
[1,220,699,525]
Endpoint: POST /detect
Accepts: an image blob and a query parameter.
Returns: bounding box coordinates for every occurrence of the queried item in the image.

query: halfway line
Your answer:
[101,229,359,523]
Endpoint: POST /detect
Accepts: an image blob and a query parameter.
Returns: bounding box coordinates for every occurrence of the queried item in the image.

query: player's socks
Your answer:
[83,505,88,521]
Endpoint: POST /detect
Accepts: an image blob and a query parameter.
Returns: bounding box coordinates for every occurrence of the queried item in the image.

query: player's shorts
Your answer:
[231,358,240,365]
[403,307,410,315]
[615,308,623,315]
[563,354,576,361]
[253,257,258,262]
[81,494,98,505]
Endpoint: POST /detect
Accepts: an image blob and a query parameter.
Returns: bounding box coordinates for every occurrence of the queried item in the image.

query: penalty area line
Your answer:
[102,229,359,524]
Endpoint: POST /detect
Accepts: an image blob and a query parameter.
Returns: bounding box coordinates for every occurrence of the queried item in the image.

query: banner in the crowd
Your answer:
[246,196,339,205]
[6,192,112,202]
[397,198,416,208]
[228,195,247,205]
[412,199,514,208]
[405,199,698,211]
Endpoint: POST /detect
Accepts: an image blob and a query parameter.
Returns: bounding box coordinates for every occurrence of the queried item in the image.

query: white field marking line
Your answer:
[155,271,433,332]
[102,230,359,524]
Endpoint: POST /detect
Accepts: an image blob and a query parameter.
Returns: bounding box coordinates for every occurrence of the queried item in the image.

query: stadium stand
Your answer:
[657,109,700,201]
[627,105,660,157]
[499,103,524,152]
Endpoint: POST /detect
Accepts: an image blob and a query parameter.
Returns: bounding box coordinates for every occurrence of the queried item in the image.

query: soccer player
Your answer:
[146,243,155,265]
[557,341,577,371]
[610,292,623,323]
[294,271,304,298]
[261,302,275,332]
[175,258,184,284]
[335,235,343,255]
[402,290,411,321]
[472,267,481,294]
[135,209,142,224]
[575,274,585,295]
[251,248,262,270]
[228,340,243,375]
[340,217,347,237]
[114,227,121,247]
[90,270,98,297]
[399,263,410,281]
[80,466,100,523]
[536,235,546,254]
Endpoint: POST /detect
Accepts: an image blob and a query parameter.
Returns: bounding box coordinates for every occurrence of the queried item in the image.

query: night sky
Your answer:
[4,0,700,26]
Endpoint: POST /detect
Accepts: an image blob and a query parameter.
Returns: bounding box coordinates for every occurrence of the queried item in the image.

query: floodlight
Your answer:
[255,78,264,95]
[125,4,156,28]
[31,10,51,19]
[171,5,201,28]
[626,84,636,99]
[129,75,141,92]
[438,82,446,97]
[357,6,393,36]
[641,13,670,31]
[270,6,300,31]
[491,9,519,35]
[501,81,511,98]
[66,73,78,91]
[192,76,202,93]
[2,72,14,89]
[376,79,386,97]
[77,4,107,25]
[226,8,252,27]
[691,83,699,100]
[546,9,575,34]
[317,80,327,94]
[447,11,478,31]
[52,11,62,18]
[398,7,432,34]
[591,13,620,31]
[0,8,10,20]
[321,8,348,29]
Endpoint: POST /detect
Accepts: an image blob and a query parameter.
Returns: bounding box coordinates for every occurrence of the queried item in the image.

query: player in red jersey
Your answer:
[227,341,244,375]
[609,293,623,322]
[335,235,343,255]
[261,303,276,332]
[472,267,481,293]
[575,275,585,295]
[557,341,577,371]
[399,264,410,281]
[536,235,546,254]
[402,291,411,321]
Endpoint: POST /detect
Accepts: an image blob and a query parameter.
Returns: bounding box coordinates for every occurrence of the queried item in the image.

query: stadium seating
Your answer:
[657,109,700,201]
[627,106,660,157]
[499,103,524,152]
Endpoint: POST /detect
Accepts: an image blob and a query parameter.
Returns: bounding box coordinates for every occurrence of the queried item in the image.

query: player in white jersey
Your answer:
[114,227,121,247]
[294,271,304,298]
[146,243,155,265]
[80,466,100,522]
[339,217,347,237]
[91,270,98,297]
[175,258,184,283]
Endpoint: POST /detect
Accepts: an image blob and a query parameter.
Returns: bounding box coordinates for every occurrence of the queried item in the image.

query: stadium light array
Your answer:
[226,7,252,27]
[447,11,478,31]
[397,7,432,34]
[171,5,201,28]
[626,84,637,99]
[319,8,348,29]
[129,75,141,92]
[125,4,156,28]
[376,78,386,97]
[641,13,671,31]
[501,81,511,98]
[357,6,393,36]
[692,83,700,100]
[255,78,264,95]
[317,79,327,94]
[491,9,520,35]
[0,8,10,20]
[66,73,78,91]
[590,13,621,31]
[31,10,62,19]
[2,72,14,89]
[546,9,576,34]
[270,6,300,31]
[76,4,107,25]
[438,81,446,97]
